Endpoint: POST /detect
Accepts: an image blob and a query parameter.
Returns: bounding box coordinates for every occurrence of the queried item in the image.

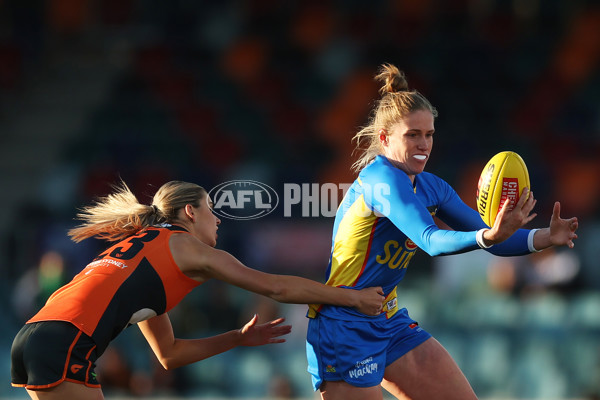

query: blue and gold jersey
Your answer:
[309,156,532,321]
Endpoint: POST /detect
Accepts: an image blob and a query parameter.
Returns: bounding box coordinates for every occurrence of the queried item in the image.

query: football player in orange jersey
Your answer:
[11,180,385,400]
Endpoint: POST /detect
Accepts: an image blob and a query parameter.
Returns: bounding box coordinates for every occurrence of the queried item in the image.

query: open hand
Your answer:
[238,315,292,347]
[548,201,578,248]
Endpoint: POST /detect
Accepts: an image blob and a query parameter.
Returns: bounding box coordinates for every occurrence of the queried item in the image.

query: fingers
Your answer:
[570,219,579,231]
[267,322,291,345]
[523,189,536,213]
[247,314,258,326]
[552,201,561,219]
[521,190,537,224]
[261,318,291,333]
[497,196,512,219]
[516,187,529,207]
[522,212,538,225]
[513,188,535,218]
[266,317,286,326]
[376,287,384,312]
[269,325,292,337]
[507,187,537,222]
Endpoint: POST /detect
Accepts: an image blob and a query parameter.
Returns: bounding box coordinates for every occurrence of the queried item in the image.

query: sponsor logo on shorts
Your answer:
[408,322,422,331]
[70,364,84,374]
[348,357,378,379]
[326,364,336,373]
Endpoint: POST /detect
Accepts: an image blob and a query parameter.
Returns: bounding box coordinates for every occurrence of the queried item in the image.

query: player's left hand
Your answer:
[549,202,578,248]
[238,314,292,346]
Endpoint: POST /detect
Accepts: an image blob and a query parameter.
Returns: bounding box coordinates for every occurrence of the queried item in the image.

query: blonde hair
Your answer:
[68,180,207,243]
[351,63,438,173]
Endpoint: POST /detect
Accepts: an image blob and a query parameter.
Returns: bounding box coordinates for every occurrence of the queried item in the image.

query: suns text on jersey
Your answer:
[375,239,417,270]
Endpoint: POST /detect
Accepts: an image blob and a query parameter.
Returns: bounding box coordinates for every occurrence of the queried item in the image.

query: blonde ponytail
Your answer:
[68,181,167,243]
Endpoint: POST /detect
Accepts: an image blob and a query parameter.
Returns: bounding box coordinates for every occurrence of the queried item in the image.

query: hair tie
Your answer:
[151,205,159,214]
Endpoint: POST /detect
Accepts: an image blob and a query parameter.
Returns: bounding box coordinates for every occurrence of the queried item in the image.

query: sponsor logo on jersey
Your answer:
[376,240,417,270]
[85,259,129,275]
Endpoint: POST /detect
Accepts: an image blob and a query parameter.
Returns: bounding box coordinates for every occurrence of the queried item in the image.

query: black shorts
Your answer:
[11,321,101,389]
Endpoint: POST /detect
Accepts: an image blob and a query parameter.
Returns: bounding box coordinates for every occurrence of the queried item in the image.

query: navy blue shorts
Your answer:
[306,308,431,390]
[11,321,101,390]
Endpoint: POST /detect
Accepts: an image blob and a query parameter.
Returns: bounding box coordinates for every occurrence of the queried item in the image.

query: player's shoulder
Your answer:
[416,171,455,196]
[417,171,447,185]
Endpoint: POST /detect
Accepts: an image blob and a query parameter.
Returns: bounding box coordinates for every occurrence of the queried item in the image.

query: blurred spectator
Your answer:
[487,248,581,297]
[11,250,67,322]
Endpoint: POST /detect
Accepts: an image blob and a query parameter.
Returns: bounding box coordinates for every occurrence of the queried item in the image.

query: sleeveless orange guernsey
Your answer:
[28,224,201,355]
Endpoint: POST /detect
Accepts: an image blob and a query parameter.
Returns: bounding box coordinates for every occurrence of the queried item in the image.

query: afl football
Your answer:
[476,151,530,226]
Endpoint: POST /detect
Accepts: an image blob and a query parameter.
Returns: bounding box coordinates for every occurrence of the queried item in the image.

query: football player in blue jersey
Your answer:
[306,63,579,400]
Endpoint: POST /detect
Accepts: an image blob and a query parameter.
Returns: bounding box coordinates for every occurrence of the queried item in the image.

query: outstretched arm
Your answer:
[138,313,291,370]
[170,234,385,316]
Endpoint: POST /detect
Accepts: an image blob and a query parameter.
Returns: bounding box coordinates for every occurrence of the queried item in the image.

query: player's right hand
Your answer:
[487,187,537,245]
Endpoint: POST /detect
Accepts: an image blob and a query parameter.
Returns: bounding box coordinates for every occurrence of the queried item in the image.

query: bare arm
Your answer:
[170,234,384,315]
[138,313,291,370]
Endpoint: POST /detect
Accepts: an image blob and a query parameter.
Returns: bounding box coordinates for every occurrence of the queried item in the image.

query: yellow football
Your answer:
[476,151,530,227]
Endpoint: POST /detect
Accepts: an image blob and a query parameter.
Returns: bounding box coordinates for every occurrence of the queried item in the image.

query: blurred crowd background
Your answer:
[1,0,599,399]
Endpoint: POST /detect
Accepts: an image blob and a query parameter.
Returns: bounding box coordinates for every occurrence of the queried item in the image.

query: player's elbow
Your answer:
[152,347,183,370]
[421,247,443,257]
[158,356,181,371]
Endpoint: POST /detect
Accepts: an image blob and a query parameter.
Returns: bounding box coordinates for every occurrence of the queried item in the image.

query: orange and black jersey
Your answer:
[28,224,201,356]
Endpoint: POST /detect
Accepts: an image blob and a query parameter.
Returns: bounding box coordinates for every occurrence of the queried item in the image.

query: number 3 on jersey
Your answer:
[94,230,160,261]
